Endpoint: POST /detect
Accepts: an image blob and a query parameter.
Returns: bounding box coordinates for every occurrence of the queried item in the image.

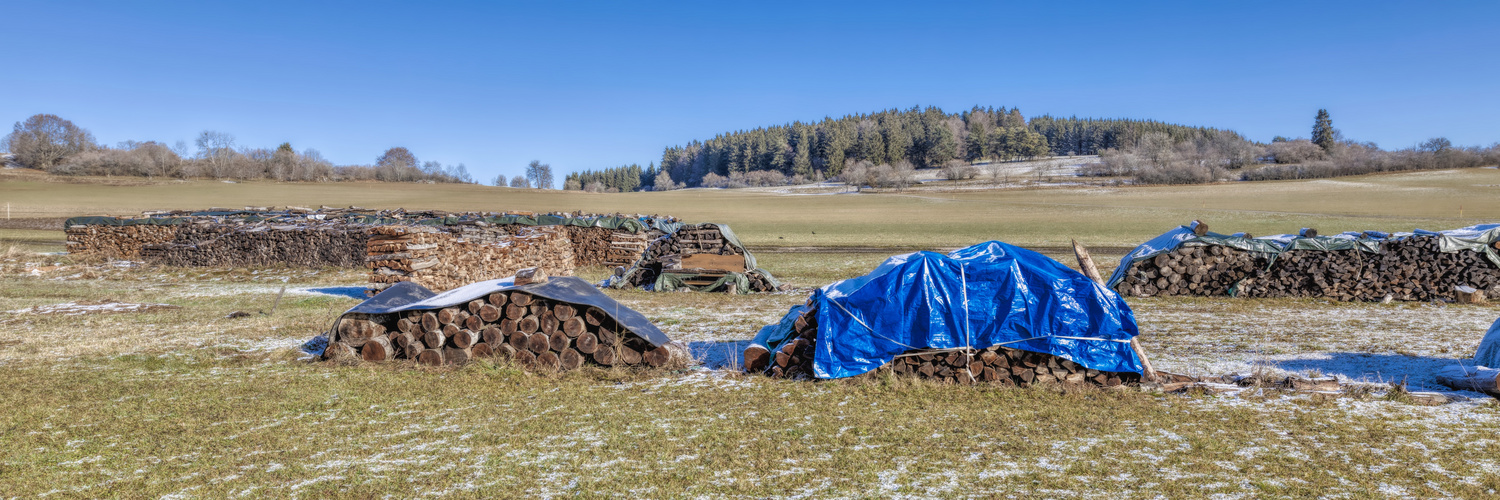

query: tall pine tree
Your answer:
[1312,109,1335,152]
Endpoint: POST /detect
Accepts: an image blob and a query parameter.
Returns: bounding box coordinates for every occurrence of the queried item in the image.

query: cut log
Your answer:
[437,307,457,325]
[396,318,414,334]
[619,346,642,365]
[323,341,356,360]
[559,348,584,371]
[562,317,586,337]
[508,331,528,349]
[423,329,446,350]
[553,304,576,321]
[464,315,483,331]
[584,307,606,326]
[467,299,485,315]
[744,345,770,372]
[575,331,598,354]
[510,292,533,306]
[644,345,672,367]
[514,267,547,286]
[472,342,493,358]
[481,325,503,345]
[514,349,536,368]
[526,333,550,354]
[505,303,526,320]
[519,315,540,334]
[453,329,480,349]
[418,349,444,366]
[445,347,473,365]
[592,346,615,366]
[421,312,439,333]
[596,326,618,346]
[536,351,561,371]
[496,343,517,359]
[549,331,570,352]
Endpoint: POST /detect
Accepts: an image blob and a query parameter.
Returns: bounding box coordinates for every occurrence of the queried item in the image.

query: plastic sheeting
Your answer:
[754,241,1144,379]
[336,276,671,348]
[1105,222,1500,289]
[607,222,782,292]
[1474,317,1500,368]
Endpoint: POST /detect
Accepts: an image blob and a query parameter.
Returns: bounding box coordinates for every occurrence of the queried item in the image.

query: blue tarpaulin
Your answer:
[753,241,1144,379]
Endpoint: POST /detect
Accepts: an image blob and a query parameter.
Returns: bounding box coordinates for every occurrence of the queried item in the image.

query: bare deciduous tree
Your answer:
[2,114,96,169]
[525,160,554,189]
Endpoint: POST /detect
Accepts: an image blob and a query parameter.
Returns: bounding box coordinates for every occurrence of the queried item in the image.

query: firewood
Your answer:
[442,323,461,339]
[423,330,446,350]
[510,292,534,307]
[519,315,539,334]
[536,351,561,371]
[482,325,503,345]
[592,346,615,366]
[453,329,480,349]
[437,307,458,325]
[619,346,643,365]
[584,307,606,326]
[505,303,526,320]
[323,341,356,360]
[472,343,493,358]
[445,347,473,365]
[596,326,618,346]
[644,345,673,367]
[478,304,501,322]
[421,312,439,332]
[539,312,559,336]
[514,349,537,368]
[508,331,528,349]
[743,345,770,372]
[467,299,485,315]
[487,291,509,306]
[396,318,415,334]
[496,343,517,359]
[549,331,571,352]
[553,304,576,321]
[514,267,547,286]
[526,333,550,354]
[464,315,483,331]
[418,349,444,366]
[559,348,584,371]
[575,331,598,354]
[562,317,586,337]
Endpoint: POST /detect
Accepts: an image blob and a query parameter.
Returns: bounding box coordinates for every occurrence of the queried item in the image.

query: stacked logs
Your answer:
[1114,245,1268,297]
[140,223,370,267]
[65,224,180,259]
[367,226,576,293]
[1116,235,1500,301]
[605,231,650,267]
[624,223,778,292]
[747,302,1137,387]
[322,291,685,371]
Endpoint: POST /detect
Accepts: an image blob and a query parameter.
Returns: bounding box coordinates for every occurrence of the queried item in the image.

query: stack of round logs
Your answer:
[1116,236,1500,301]
[745,301,1137,387]
[366,225,576,294]
[323,290,685,371]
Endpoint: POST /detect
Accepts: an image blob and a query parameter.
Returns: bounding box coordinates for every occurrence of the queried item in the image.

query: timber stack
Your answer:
[322,290,688,370]
[64,207,678,268]
[1115,234,1500,301]
[746,301,1137,387]
[367,225,575,293]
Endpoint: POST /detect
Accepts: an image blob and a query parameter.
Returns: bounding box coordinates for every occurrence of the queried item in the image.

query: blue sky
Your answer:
[3,1,1496,182]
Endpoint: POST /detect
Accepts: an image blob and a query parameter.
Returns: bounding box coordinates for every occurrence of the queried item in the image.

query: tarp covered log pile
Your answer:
[1109,222,1500,302]
[323,277,687,370]
[610,222,781,293]
[65,207,679,267]
[746,241,1145,385]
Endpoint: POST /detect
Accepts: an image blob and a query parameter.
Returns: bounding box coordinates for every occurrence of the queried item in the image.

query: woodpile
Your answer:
[322,291,687,371]
[1116,235,1500,302]
[141,223,370,267]
[64,208,676,269]
[622,223,778,292]
[745,301,1138,387]
[367,225,575,293]
[65,224,180,259]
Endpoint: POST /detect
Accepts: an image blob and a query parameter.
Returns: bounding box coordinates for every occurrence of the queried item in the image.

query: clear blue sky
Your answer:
[4,1,1497,182]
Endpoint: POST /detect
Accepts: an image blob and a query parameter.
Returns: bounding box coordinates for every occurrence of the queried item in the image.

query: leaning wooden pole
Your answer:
[1072,239,1158,382]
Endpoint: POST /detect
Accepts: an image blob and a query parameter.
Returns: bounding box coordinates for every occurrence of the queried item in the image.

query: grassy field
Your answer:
[4,167,1500,497]
[4,166,1500,249]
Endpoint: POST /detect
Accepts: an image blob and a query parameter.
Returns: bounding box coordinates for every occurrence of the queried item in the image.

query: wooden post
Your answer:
[1074,239,1158,382]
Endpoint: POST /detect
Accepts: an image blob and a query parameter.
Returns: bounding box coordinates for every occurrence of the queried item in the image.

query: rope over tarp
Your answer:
[1105,222,1500,289]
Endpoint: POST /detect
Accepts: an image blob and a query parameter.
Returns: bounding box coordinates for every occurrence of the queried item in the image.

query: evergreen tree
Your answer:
[1311,109,1335,152]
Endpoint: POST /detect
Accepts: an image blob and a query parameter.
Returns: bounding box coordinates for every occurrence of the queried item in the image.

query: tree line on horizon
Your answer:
[646,106,1231,189]
[1,114,476,184]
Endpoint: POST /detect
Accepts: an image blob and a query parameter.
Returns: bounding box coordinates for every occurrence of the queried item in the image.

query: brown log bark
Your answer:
[472,342,493,358]
[418,349,444,366]
[323,341,356,360]
[619,345,642,365]
[445,347,473,365]
[743,345,770,372]
[644,345,673,367]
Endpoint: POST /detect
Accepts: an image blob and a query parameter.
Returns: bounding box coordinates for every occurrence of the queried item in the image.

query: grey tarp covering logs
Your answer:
[323,277,684,370]
[1108,222,1500,301]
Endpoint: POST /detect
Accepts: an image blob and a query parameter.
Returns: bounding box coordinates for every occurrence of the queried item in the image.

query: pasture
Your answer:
[3,167,1500,497]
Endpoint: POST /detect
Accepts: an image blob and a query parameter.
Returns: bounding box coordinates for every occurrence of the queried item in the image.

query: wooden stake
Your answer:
[1075,239,1158,382]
